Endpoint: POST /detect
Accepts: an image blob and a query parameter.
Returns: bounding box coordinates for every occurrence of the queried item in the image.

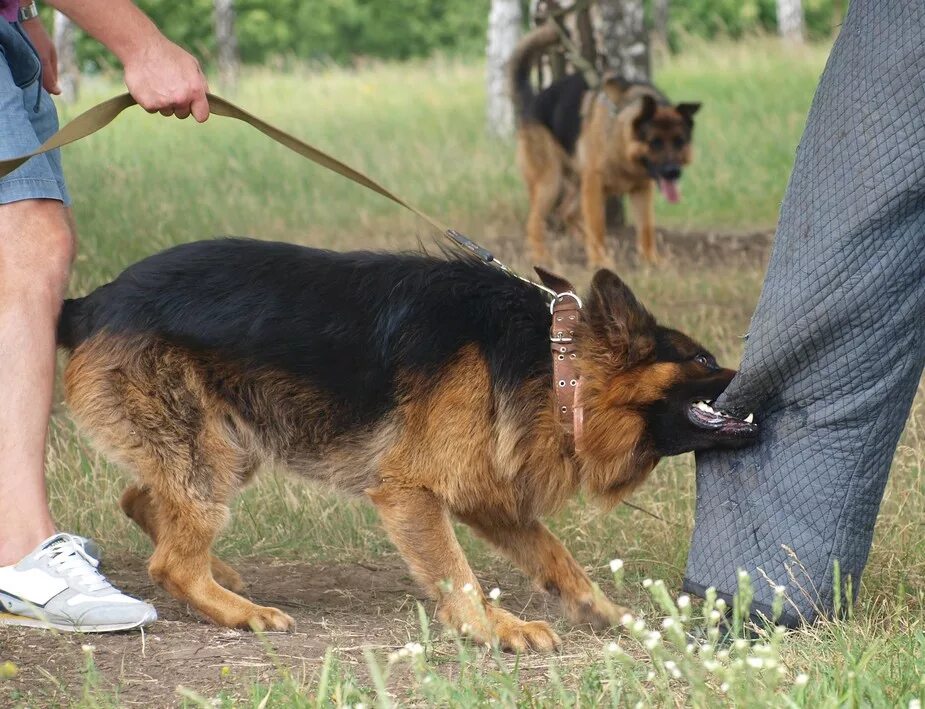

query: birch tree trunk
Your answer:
[214,0,240,91]
[596,0,649,81]
[652,0,669,52]
[776,0,805,42]
[53,11,78,103]
[485,0,523,138]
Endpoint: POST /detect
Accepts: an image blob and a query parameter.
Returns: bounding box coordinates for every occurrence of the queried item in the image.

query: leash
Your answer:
[0,92,557,299]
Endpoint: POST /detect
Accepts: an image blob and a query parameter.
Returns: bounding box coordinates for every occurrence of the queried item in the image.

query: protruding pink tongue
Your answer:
[658,178,681,203]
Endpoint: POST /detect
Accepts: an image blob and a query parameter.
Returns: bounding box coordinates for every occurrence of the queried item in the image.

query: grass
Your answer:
[4,35,924,707]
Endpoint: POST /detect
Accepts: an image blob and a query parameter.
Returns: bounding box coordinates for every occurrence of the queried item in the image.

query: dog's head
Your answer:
[539,267,755,503]
[631,95,700,204]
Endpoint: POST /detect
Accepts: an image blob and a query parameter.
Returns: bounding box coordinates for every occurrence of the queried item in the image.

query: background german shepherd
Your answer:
[509,24,701,266]
[58,238,755,652]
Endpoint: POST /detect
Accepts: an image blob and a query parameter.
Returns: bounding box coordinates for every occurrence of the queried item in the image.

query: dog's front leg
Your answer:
[368,484,560,652]
[580,168,610,267]
[629,184,658,264]
[467,518,626,630]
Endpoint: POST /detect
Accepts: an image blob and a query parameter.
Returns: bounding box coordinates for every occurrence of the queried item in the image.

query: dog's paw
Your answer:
[241,605,295,632]
[563,591,626,631]
[492,611,561,653]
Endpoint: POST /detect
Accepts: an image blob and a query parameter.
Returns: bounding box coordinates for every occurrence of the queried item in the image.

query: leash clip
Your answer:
[549,291,583,315]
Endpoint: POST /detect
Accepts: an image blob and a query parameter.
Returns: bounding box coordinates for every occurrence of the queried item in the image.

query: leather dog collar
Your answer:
[550,292,584,450]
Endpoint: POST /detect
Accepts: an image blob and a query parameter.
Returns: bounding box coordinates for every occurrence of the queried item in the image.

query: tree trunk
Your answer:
[53,11,78,103]
[652,0,669,52]
[596,0,649,81]
[776,0,805,42]
[486,0,523,138]
[214,0,239,91]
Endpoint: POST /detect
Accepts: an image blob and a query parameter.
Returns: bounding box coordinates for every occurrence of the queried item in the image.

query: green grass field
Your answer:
[4,37,925,707]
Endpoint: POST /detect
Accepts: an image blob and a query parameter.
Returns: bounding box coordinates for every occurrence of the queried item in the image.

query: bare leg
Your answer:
[369,484,561,652]
[467,518,625,629]
[0,200,74,566]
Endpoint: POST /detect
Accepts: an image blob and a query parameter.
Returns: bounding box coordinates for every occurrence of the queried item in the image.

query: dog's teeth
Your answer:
[744,413,754,424]
[695,401,712,413]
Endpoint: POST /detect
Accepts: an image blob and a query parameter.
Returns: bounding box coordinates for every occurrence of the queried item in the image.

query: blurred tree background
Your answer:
[65,0,841,71]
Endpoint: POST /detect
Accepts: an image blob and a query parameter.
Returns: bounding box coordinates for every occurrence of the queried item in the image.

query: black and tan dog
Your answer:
[58,238,755,651]
[509,24,701,266]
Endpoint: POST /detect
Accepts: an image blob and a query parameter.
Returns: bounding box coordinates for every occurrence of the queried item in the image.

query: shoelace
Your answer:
[35,535,112,594]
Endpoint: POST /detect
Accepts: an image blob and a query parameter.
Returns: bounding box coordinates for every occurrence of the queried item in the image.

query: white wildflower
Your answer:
[746,657,764,669]
[643,578,653,588]
[462,583,474,594]
[775,585,786,595]
[488,587,501,601]
[661,617,675,630]
[716,598,727,611]
[677,595,691,609]
[720,683,730,694]
[609,559,624,573]
[81,644,96,653]
[794,673,809,687]
[734,639,748,652]
[621,613,634,626]
[404,642,424,656]
[908,700,920,709]
[709,610,722,623]
[606,641,621,654]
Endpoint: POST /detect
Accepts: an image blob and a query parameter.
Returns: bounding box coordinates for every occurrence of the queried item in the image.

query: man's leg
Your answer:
[0,199,73,566]
[684,0,925,625]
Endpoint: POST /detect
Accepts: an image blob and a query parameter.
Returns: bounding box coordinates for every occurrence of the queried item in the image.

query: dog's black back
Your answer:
[59,239,552,429]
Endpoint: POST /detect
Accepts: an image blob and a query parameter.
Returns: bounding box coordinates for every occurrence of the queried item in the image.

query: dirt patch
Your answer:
[1,553,608,706]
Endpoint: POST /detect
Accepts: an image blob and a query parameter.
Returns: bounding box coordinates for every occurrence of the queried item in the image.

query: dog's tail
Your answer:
[57,296,94,351]
[507,23,559,120]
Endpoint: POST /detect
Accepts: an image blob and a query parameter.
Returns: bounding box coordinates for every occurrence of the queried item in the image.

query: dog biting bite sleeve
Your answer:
[683,0,925,627]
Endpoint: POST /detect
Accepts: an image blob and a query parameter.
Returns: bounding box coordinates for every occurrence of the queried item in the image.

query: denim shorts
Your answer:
[0,20,70,205]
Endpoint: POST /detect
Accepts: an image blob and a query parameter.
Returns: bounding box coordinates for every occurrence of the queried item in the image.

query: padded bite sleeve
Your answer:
[683,0,925,626]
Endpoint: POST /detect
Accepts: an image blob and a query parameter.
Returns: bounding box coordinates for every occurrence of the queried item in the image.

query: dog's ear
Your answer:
[675,102,701,125]
[534,266,576,295]
[586,269,656,365]
[600,74,631,106]
[632,95,659,135]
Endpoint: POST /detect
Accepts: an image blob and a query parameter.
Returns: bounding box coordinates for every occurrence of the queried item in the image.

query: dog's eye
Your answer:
[694,354,716,369]
[673,137,685,150]
[650,138,664,151]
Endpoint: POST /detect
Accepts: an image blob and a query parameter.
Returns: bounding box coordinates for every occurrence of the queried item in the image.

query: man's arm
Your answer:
[44,0,210,121]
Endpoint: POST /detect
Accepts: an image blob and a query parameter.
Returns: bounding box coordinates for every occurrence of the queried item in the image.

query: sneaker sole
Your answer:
[0,611,156,633]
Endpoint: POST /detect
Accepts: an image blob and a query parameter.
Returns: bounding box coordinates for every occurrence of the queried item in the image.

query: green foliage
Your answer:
[54,0,845,71]
[662,0,843,44]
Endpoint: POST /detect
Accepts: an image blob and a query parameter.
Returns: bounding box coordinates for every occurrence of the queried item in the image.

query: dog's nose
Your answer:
[660,165,682,181]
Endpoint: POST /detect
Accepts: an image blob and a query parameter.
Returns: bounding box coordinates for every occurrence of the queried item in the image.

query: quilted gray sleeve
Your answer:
[683,0,925,627]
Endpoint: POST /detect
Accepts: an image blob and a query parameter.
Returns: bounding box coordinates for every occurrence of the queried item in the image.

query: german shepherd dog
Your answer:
[58,238,756,652]
[509,24,701,266]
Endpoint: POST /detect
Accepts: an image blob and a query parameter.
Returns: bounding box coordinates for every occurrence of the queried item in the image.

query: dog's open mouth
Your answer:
[687,400,757,437]
[657,177,681,204]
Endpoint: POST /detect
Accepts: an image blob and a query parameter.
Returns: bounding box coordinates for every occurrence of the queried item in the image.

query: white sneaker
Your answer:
[0,533,156,632]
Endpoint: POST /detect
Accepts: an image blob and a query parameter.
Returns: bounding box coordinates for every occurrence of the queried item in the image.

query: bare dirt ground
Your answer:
[1,553,596,706]
[1,229,775,707]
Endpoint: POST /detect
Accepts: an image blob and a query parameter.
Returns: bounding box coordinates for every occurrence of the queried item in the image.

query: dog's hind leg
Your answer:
[465,518,626,630]
[120,483,243,592]
[65,340,291,631]
[519,128,562,264]
[368,483,561,652]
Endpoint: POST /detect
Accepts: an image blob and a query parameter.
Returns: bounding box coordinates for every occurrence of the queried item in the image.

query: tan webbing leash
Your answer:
[0,92,535,284]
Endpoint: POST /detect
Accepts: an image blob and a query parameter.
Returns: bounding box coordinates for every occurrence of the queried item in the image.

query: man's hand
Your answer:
[21,18,61,95]
[122,34,209,122]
